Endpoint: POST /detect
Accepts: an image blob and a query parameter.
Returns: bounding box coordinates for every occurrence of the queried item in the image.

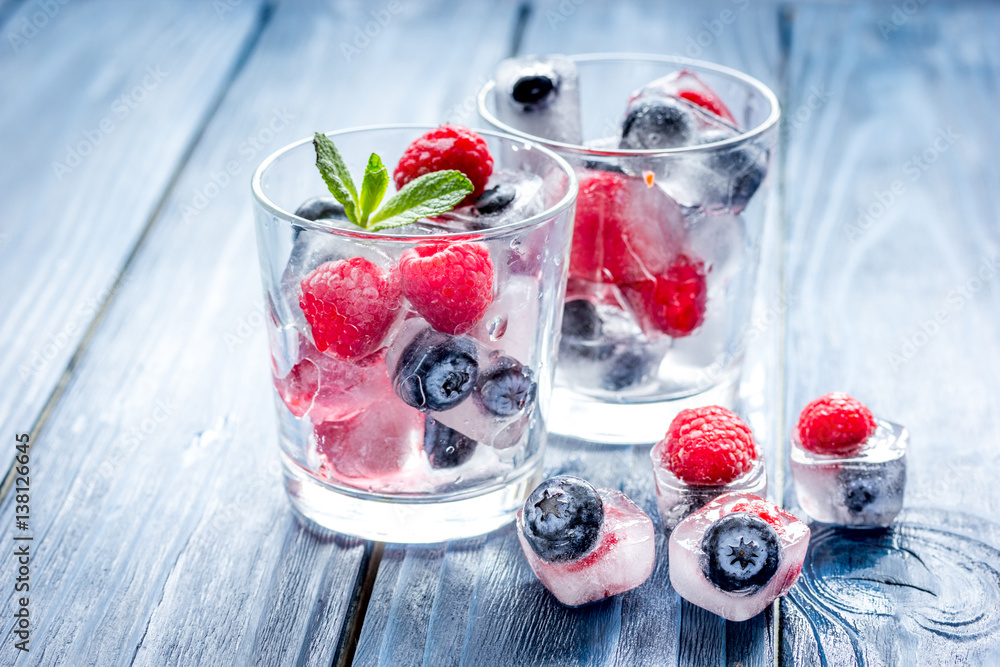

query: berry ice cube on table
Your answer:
[651,406,766,530]
[791,392,907,527]
[669,492,809,621]
[494,54,582,145]
[517,476,655,607]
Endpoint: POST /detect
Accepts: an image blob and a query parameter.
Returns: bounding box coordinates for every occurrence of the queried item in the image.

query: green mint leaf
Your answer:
[313,132,359,224]
[368,170,473,231]
[358,153,389,226]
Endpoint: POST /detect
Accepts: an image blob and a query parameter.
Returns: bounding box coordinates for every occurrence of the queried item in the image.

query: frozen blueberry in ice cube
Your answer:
[701,512,780,594]
[838,468,881,515]
[423,416,477,468]
[669,493,810,621]
[601,347,656,392]
[620,98,696,150]
[522,475,604,563]
[561,299,602,340]
[476,184,517,215]
[494,55,582,145]
[295,196,346,222]
[701,130,767,211]
[392,329,479,412]
[512,74,557,110]
[476,357,536,417]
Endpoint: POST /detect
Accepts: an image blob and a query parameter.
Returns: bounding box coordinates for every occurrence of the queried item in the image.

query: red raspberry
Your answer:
[399,242,494,335]
[623,254,707,337]
[299,257,403,361]
[655,406,757,486]
[393,125,493,206]
[569,170,679,283]
[795,392,877,456]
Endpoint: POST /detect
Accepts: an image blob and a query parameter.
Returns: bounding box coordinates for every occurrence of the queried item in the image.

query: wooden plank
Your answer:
[0,0,521,665]
[355,1,786,664]
[779,2,1000,664]
[0,0,266,474]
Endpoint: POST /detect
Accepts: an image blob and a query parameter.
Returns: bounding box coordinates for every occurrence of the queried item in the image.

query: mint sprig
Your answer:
[313,132,472,231]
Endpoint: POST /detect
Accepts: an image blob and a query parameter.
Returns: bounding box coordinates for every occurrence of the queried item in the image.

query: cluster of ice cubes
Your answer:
[491,56,768,215]
[271,188,547,492]
[791,420,908,527]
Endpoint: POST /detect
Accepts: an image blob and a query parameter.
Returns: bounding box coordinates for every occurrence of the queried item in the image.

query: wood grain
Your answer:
[779,2,1000,664]
[0,0,267,474]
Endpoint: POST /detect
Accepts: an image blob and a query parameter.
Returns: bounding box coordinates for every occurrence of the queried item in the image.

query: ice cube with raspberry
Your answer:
[313,388,424,483]
[651,406,767,531]
[494,54,582,146]
[386,319,537,451]
[790,392,908,527]
[669,492,810,621]
[619,70,767,213]
[569,169,687,285]
[517,476,655,607]
[273,334,390,424]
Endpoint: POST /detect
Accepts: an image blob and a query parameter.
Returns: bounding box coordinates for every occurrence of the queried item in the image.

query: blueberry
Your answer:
[476,357,536,417]
[522,475,604,563]
[476,184,517,215]
[620,98,695,150]
[294,196,345,221]
[561,299,602,340]
[511,74,557,110]
[701,512,781,593]
[839,469,880,515]
[702,131,767,211]
[423,417,477,468]
[582,160,627,175]
[393,329,479,411]
[602,347,656,391]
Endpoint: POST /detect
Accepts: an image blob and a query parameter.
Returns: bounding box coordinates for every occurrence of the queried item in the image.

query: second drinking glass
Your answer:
[479,53,781,444]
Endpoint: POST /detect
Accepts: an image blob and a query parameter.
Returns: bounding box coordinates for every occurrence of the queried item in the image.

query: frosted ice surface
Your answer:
[518,488,655,606]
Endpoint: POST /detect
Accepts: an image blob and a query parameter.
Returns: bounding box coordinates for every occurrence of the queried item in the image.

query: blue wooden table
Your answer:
[2,0,999,664]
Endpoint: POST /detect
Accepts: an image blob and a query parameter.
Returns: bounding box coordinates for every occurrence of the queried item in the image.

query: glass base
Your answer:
[282,453,540,542]
[548,374,739,445]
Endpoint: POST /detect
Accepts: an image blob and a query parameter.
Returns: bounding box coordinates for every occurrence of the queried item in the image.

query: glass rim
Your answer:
[251,123,579,241]
[477,52,781,157]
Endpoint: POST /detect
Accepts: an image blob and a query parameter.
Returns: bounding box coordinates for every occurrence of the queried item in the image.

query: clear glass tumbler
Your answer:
[478,54,780,444]
[251,125,577,542]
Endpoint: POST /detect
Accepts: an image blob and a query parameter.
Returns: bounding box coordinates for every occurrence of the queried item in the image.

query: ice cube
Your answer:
[791,420,907,527]
[386,319,537,450]
[517,488,655,607]
[470,274,540,363]
[569,169,687,285]
[494,54,582,145]
[557,297,669,394]
[651,447,767,532]
[669,492,810,621]
[617,72,766,214]
[632,69,737,125]
[273,335,390,424]
[435,169,545,232]
[313,389,424,482]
